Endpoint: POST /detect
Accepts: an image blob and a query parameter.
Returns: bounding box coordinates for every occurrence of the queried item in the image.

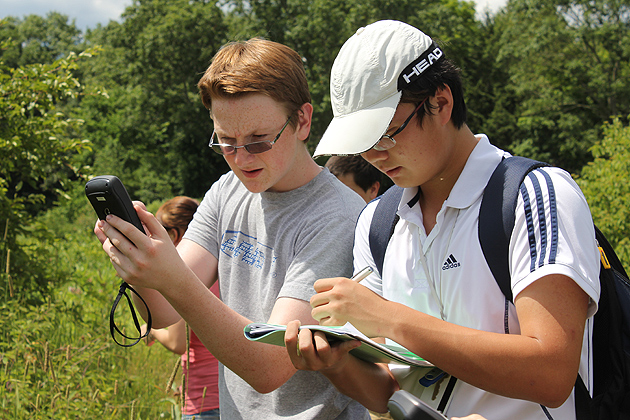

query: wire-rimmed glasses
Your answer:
[209,116,292,155]
[372,98,428,152]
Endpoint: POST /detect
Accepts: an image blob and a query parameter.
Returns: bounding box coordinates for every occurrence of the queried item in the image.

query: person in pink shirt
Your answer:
[141,196,219,420]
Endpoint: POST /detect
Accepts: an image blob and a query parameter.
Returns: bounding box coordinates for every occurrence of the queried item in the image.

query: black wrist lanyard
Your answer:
[109,281,152,347]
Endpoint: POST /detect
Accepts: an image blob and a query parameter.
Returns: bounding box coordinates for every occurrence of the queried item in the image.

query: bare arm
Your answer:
[96,205,316,393]
[309,273,588,408]
[141,319,187,355]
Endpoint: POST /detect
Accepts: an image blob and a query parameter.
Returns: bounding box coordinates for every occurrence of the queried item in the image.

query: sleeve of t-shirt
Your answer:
[182,174,226,258]
[509,167,601,317]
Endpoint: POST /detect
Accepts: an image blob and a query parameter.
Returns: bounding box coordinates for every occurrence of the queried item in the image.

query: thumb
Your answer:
[134,204,166,238]
[338,339,361,353]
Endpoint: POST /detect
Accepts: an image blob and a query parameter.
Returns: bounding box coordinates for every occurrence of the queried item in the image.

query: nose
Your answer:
[361,148,388,165]
[232,146,256,166]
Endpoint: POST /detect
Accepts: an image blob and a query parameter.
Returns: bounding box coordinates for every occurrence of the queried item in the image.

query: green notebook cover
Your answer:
[244,322,432,367]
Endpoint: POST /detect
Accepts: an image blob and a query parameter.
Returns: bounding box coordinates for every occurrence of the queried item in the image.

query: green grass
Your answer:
[0,188,183,419]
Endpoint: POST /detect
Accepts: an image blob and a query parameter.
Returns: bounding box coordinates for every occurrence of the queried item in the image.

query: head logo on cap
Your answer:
[398,42,444,88]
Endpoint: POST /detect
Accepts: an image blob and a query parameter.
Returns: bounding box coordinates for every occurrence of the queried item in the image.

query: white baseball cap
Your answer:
[314,20,444,157]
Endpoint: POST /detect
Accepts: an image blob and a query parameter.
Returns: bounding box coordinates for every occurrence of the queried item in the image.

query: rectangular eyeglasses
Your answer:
[209,116,292,155]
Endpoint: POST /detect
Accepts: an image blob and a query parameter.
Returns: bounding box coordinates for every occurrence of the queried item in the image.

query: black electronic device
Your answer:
[85,175,145,234]
[85,175,151,347]
[388,390,448,420]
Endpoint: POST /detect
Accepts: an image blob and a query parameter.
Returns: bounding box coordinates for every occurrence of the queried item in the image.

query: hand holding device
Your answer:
[85,175,151,347]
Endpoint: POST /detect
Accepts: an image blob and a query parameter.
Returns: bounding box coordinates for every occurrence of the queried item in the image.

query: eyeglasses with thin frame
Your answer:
[209,116,292,155]
[372,98,428,152]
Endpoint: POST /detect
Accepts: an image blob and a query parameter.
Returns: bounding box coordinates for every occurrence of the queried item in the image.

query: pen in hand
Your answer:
[295,267,373,356]
[351,266,373,283]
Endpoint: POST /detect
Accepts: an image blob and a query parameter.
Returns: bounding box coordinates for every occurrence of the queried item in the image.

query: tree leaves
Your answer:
[577,116,630,269]
[490,0,630,172]
[79,0,230,200]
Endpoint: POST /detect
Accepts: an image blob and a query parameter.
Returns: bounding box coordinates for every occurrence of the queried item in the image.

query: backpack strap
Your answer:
[480,157,558,419]
[478,156,549,303]
[369,185,404,277]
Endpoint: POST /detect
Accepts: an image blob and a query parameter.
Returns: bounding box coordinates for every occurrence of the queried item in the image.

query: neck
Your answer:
[419,126,478,233]
[269,146,322,192]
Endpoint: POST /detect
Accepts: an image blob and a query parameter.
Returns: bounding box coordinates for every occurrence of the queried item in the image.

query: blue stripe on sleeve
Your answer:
[528,173,548,269]
[539,170,558,264]
[519,183,538,272]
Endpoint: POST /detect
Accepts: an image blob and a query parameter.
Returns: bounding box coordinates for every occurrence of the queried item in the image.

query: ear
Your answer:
[367,181,380,202]
[168,228,181,246]
[295,102,313,142]
[433,85,454,127]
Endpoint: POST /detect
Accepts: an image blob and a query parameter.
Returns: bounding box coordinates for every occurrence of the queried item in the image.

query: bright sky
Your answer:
[0,0,131,31]
[1,0,507,31]
[474,0,507,16]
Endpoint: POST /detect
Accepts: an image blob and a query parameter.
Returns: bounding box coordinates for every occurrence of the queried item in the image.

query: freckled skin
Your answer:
[211,94,318,193]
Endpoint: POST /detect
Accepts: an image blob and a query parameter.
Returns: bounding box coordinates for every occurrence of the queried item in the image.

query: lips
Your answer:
[384,167,402,177]
[241,168,263,178]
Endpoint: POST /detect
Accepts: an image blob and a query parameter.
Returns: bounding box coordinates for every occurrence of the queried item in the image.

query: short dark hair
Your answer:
[401,51,467,130]
[326,156,382,193]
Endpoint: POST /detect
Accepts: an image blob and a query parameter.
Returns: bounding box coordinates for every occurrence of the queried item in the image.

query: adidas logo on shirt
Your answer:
[442,254,461,270]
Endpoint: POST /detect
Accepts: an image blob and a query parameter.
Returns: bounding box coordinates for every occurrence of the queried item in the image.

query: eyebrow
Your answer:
[215,126,275,138]
[216,131,275,146]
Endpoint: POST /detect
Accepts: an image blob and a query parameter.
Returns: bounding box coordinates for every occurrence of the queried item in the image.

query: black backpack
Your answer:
[370,156,630,420]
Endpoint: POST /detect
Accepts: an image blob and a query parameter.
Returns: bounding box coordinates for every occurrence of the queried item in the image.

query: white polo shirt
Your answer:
[353,136,600,419]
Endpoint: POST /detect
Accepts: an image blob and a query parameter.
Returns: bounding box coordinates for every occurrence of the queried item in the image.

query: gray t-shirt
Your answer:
[184,168,369,419]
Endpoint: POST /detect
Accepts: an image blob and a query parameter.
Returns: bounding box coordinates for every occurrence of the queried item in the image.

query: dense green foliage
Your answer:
[489,0,630,172]
[80,0,230,200]
[0,12,83,68]
[0,40,102,302]
[2,0,630,416]
[577,117,630,266]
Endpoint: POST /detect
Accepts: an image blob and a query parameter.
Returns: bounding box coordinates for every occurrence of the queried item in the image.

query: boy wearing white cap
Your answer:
[285,20,600,420]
